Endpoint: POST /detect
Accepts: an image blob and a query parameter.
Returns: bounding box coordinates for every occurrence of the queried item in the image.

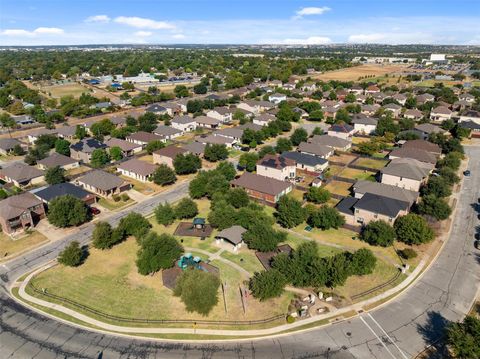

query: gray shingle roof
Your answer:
[281,151,328,167]
[37,153,77,168]
[78,170,126,191]
[0,163,44,182]
[354,193,409,218]
[353,180,419,204]
[0,192,43,220]
[215,225,247,245]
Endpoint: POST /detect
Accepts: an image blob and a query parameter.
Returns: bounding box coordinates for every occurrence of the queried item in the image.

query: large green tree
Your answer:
[249,269,287,301]
[57,241,83,267]
[394,214,435,245]
[361,220,396,247]
[275,196,307,228]
[45,166,66,185]
[136,232,184,275]
[47,195,90,228]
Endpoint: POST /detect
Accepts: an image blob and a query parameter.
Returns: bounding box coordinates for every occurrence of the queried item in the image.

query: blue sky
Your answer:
[0,0,479,45]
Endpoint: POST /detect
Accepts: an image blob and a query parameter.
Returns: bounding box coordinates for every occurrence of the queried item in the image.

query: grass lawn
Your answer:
[0,231,48,260]
[353,157,389,170]
[338,168,377,181]
[220,249,264,274]
[66,165,91,177]
[372,152,388,159]
[325,165,344,177]
[228,149,243,158]
[28,237,292,323]
[98,197,135,211]
[288,188,305,202]
[323,180,352,196]
[41,84,89,98]
[285,234,342,257]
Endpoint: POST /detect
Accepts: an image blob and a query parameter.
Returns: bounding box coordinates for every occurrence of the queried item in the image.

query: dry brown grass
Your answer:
[308,64,407,82]
[0,231,48,261]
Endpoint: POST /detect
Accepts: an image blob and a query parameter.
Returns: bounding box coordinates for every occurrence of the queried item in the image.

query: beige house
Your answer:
[37,153,80,171]
[171,116,197,132]
[256,154,296,181]
[0,163,44,187]
[153,145,188,168]
[76,170,131,198]
[430,106,452,122]
[380,158,433,191]
[70,138,107,163]
[117,158,158,182]
[327,124,355,140]
[105,138,143,157]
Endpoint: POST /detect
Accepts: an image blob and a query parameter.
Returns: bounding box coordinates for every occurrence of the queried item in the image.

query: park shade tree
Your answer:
[136,232,184,275]
[57,241,83,267]
[47,195,90,228]
[249,269,287,301]
[243,223,287,252]
[92,221,115,249]
[416,194,452,221]
[307,206,345,230]
[174,268,221,315]
[174,198,198,219]
[90,148,110,168]
[109,146,123,161]
[290,128,308,146]
[45,166,66,185]
[349,248,377,276]
[238,152,259,172]
[361,220,396,247]
[145,140,165,155]
[193,83,207,94]
[275,138,293,153]
[203,144,229,162]
[445,315,480,359]
[225,188,250,208]
[152,164,177,186]
[207,201,237,230]
[155,202,176,226]
[420,176,452,198]
[216,161,236,181]
[305,187,331,204]
[394,214,435,245]
[173,153,202,175]
[204,172,230,197]
[275,196,307,228]
[117,212,151,241]
[54,138,71,156]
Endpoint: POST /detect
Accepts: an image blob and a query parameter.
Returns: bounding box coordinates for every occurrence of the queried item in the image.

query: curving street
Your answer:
[1,147,480,359]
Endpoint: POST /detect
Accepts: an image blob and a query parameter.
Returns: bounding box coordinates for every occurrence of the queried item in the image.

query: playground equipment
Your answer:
[177,253,206,271]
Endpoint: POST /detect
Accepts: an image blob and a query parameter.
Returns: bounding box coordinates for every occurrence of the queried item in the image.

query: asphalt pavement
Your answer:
[1,148,479,359]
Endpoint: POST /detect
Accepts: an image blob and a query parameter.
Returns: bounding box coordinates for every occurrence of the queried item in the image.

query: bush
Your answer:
[305,187,331,204]
[117,212,151,241]
[398,248,417,260]
[121,193,130,201]
[360,220,396,247]
[57,241,83,267]
[152,164,177,186]
[275,196,307,228]
[113,195,121,202]
[174,198,198,219]
[307,206,345,230]
[136,232,184,275]
[174,269,220,315]
[286,315,296,324]
[394,214,435,245]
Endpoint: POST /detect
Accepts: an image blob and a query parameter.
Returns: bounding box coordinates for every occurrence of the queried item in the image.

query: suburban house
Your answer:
[430,106,452,122]
[56,125,77,140]
[459,110,480,125]
[256,154,296,181]
[308,134,352,151]
[383,103,402,118]
[181,142,205,157]
[268,93,287,104]
[76,170,131,197]
[380,158,433,191]
[459,93,475,104]
[153,145,188,168]
[351,115,378,134]
[161,102,183,116]
[153,125,183,140]
[327,124,355,140]
[253,113,276,127]
[105,138,142,157]
[0,138,22,156]
[214,127,244,142]
[230,172,293,205]
[146,103,168,114]
[392,93,407,105]
[388,147,437,165]
[281,151,328,174]
[0,192,45,234]
[70,138,107,163]
[206,107,233,123]
[215,225,247,252]
[336,193,409,226]
[37,153,79,171]
[361,104,380,116]
[0,163,44,187]
[194,116,222,129]
[353,180,419,205]
[117,158,158,182]
[401,139,442,156]
[197,134,237,148]
[365,85,380,94]
[416,93,435,104]
[237,100,274,114]
[404,109,424,121]
[297,142,334,159]
[34,182,96,205]
[171,116,197,132]
[126,131,164,147]
[412,123,445,140]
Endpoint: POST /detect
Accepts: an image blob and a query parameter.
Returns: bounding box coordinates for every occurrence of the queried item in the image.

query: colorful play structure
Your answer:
[177,253,205,271]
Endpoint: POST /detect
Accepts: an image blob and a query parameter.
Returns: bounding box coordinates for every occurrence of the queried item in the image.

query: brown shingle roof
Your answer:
[402,139,441,154]
[389,147,437,164]
[0,192,43,220]
[117,158,157,176]
[78,170,126,191]
[230,172,292,196]
[154,145,188,159]
[257,154,295,169]
[37,153,77,168]
[0,163,44,183]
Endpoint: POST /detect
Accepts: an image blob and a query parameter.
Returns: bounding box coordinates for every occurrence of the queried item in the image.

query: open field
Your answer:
[308,64,407,82]
[0,231,48,260]
[40,83,90,98]
[323,180,352,196]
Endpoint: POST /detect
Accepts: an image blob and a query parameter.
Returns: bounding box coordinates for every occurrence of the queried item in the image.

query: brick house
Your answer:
[230,172,292,204]
[0,192,45,234]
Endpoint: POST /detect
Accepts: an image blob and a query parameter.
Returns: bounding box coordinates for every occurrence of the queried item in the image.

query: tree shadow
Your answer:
[416,311,450,345]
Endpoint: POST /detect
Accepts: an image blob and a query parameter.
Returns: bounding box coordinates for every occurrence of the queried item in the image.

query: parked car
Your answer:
[90,207,101,215]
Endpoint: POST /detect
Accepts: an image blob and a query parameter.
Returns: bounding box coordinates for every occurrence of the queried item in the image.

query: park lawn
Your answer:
[353,157,389,170]
[329,259,404,302]
[98,197,135,211]
[0,231,48,260]
[339,168,377,181]
[220,249,264,274]
[284,234,342,257]
[29,238,291,322]
[323,180,352,196]
[42,83,90,98]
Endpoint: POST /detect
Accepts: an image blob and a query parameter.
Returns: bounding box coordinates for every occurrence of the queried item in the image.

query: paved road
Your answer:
[1,148,479,358]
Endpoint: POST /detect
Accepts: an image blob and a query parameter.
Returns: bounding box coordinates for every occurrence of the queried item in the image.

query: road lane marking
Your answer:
[359,316,398,359]
[366,313,409,359]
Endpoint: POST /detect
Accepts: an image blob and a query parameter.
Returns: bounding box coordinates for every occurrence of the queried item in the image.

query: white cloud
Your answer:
[172,34,186,39]
[1,27,64,36]
[294,6,330,19]
[134,31,153,37]
[283,36,332,45]
[347,31,439,44]
[114,16,175,30]
[348,33,386,43]
[85,15,111,23]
